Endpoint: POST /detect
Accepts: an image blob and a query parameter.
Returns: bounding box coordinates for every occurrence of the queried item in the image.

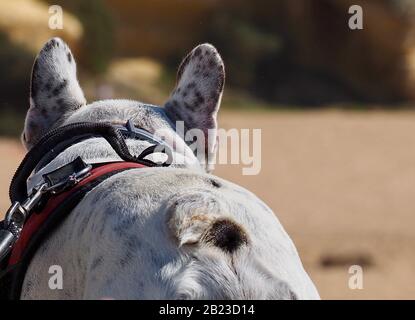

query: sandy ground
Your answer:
[1,110,415,299]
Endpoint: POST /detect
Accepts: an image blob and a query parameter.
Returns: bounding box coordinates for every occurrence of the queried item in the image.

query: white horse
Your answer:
[18,38,319,299]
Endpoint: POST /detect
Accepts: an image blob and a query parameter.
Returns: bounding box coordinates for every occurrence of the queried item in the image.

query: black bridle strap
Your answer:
[2,165,140,300]
[10,122,173,203]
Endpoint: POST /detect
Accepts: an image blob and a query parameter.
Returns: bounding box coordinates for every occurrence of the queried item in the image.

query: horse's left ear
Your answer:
[22,37,86,150]
[164,43,225,172]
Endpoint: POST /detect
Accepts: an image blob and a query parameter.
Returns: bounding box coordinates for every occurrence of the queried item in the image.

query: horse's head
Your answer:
[22,37,225,172]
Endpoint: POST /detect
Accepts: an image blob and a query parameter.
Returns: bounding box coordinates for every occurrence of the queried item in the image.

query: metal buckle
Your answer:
[121,119,167,146]
[0,183,48,262]
[41,157,92,195]
[118,119,173,166]
[5,183,49,228]
[44,165,92,194]
[0,158,92,263]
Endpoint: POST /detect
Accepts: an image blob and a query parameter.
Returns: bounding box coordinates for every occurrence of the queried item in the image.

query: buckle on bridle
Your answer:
[118,119,174,167]
[0,183,48,262]
[0,157,92,262]
[42,157,92,194]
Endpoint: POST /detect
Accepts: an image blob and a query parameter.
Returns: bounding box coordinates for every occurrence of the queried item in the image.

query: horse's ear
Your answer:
[22,37,86,150]
[164,44,225,171]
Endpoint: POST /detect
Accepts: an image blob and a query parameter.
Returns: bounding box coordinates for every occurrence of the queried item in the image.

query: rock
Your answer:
[0,0,82,54]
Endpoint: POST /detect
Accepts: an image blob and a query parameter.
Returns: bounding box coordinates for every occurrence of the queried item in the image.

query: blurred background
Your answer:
[1,0,415,299]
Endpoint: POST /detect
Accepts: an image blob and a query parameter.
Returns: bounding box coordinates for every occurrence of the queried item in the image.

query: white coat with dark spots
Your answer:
[19,38,320,299]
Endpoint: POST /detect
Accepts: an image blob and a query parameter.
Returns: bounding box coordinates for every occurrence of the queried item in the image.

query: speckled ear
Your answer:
[164,44,225,172]
[22,37,86,150]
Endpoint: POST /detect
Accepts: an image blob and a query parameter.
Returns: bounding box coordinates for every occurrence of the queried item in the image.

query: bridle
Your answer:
[12,119,173,202]
[0,119,174,299]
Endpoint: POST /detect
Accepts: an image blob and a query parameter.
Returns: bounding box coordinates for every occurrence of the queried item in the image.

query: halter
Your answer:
[0,119,173,299]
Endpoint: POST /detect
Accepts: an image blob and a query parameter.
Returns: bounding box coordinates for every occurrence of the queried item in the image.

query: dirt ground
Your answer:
[1,110,415,299]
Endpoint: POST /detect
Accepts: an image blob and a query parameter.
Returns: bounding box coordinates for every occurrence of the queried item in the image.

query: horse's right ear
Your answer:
[164,43,225,172]
[22,37,86,150]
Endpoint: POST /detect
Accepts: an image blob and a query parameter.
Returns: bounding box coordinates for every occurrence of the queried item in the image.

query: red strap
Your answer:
[8,162,146,266]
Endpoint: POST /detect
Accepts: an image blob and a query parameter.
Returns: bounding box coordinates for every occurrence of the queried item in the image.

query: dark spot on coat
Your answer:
[113,215,139,235]
[186,82,196,89]
[208,58,216,68]
[289,290,299,300]
[52,79,68,96]
[184,113,195,126]
[125,234,142,250]
[91,256,103,270]
[194,47,202,56]
[28,121,38,131]
[195,90,204,104]
[44,80,53,92]
[209,179,221,188]
[210,91,218,101]
[184,101,194,111]
[43,41,53,52]
[165,106,181,123]
[40,108,48,116]
[67,52,72,63]
[119,250,134,268]
[203,219,248,253]
[56,98,65,109]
